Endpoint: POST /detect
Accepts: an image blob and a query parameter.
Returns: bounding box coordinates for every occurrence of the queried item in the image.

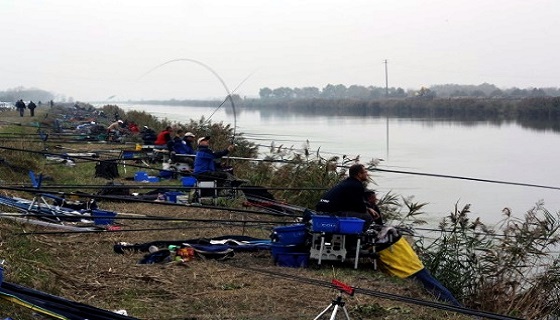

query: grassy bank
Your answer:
[0,104,558,319]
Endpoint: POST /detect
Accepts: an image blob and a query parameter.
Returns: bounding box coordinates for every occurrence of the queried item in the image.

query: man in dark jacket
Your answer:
[140,126,157,145]
[15,99,26,117]
[27,101,37,116]
[316,163,378,230]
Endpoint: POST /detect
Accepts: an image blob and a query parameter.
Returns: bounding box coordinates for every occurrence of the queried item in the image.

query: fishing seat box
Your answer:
[310,215,339,233]
[271,243,309,268]
[310,215,364,234]
[270,224,307,245]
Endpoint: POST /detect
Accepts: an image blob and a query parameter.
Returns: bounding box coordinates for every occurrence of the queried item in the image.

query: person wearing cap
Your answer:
[193,136,235,183]
[107,119,124,131]
[106,119,125,142]
[182,132,196,155]
[140,126,157,145]
[168,129,193,155]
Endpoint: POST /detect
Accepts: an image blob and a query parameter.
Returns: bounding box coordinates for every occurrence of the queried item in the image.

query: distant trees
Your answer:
[258,84,409,100]
[258,83,560,100]
[0,86,55,103]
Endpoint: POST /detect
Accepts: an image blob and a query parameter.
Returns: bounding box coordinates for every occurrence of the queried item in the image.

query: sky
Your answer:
[1,0,559,101]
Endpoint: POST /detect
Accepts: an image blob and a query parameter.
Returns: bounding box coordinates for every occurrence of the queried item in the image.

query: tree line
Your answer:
[0,87,55,103]
[258,83,560,100]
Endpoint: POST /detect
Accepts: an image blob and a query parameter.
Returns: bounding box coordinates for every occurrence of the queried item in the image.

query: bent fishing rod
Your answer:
[138,58,237,144]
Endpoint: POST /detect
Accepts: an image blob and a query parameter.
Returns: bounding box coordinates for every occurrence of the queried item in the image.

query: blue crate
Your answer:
[338,217,365,234]
[91,210,117,225]
[311,215,339,233]
[275,252,309,268]
[271,224,307,245]
[271,244,309,268]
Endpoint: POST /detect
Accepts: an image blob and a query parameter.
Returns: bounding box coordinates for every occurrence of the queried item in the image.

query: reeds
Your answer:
[416,201,560,318]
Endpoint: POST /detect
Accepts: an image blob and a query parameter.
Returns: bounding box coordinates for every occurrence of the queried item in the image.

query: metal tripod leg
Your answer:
[313,296,351,320]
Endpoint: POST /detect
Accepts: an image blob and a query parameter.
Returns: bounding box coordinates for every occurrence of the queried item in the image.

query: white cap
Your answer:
[197,136,210,144]
[184,132,195,138]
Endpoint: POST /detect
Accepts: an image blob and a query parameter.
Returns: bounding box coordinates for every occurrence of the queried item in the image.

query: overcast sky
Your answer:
[1,0,559,101]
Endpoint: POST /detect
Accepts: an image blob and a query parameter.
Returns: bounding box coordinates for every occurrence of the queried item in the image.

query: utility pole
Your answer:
[384,59,389,98]
[384,59,389,160]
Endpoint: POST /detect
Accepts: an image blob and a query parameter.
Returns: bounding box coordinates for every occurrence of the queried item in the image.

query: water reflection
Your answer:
[109,102,560,225]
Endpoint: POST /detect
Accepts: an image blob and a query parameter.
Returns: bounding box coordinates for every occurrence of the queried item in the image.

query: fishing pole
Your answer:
[206,69,257,124]
[226,263,524,320]
[0,186,302,218]
[372,167,560,191]
[138,58,237,144]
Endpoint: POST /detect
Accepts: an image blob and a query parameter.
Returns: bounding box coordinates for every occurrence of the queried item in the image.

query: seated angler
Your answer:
[154,126,173,149]
[140,126,157,145]
[168,129,194,166]
[315,163,378,231]
[192,136,238,187]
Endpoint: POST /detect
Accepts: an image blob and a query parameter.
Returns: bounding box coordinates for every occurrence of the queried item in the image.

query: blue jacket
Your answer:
[193,145,229,174]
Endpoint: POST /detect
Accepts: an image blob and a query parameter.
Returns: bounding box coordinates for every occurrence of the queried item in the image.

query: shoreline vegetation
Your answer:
[0,103,558,319]
[117,96,560,133]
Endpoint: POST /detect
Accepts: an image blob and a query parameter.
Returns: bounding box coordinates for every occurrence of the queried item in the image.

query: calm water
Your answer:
[109,103,560,225]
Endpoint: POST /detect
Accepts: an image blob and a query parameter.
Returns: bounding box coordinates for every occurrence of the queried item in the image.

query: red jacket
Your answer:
[154,130,171,145]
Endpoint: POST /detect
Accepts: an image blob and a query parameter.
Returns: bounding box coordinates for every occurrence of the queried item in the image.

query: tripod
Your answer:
[313,294,351,320]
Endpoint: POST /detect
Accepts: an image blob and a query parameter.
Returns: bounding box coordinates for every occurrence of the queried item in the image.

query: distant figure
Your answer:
[15,99,26,117]
[49,100,54,108]
[154,126,173,149]
[27,101,37,117]
[140,126,157,145]
[182,132,196,155]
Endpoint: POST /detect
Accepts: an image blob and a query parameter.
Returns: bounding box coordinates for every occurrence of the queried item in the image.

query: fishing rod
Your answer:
[2,183,328,192]
[16,224,274,236]
[226,263,523,320]
[0,211,291,224]
[0,185,301,218]
[372,167,560,191]
[206,69,257,124]
[138,58,237,144]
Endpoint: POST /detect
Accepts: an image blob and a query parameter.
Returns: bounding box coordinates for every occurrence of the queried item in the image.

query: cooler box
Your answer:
[311,215,339,233]
[91,210,117,225]
[271,224,307,245]
[338,217,365,234]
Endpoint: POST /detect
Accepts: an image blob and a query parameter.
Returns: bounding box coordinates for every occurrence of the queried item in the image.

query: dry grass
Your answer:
[0,202,469,320]
[0,107,471,319]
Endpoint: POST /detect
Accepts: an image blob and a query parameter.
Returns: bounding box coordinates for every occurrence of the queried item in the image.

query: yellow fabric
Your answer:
[377,237,424,278]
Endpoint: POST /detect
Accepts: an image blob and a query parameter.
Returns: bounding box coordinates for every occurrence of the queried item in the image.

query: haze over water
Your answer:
[113,103,560,226]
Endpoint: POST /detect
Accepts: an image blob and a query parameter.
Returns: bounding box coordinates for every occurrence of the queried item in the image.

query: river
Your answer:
[105,102,560,226]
